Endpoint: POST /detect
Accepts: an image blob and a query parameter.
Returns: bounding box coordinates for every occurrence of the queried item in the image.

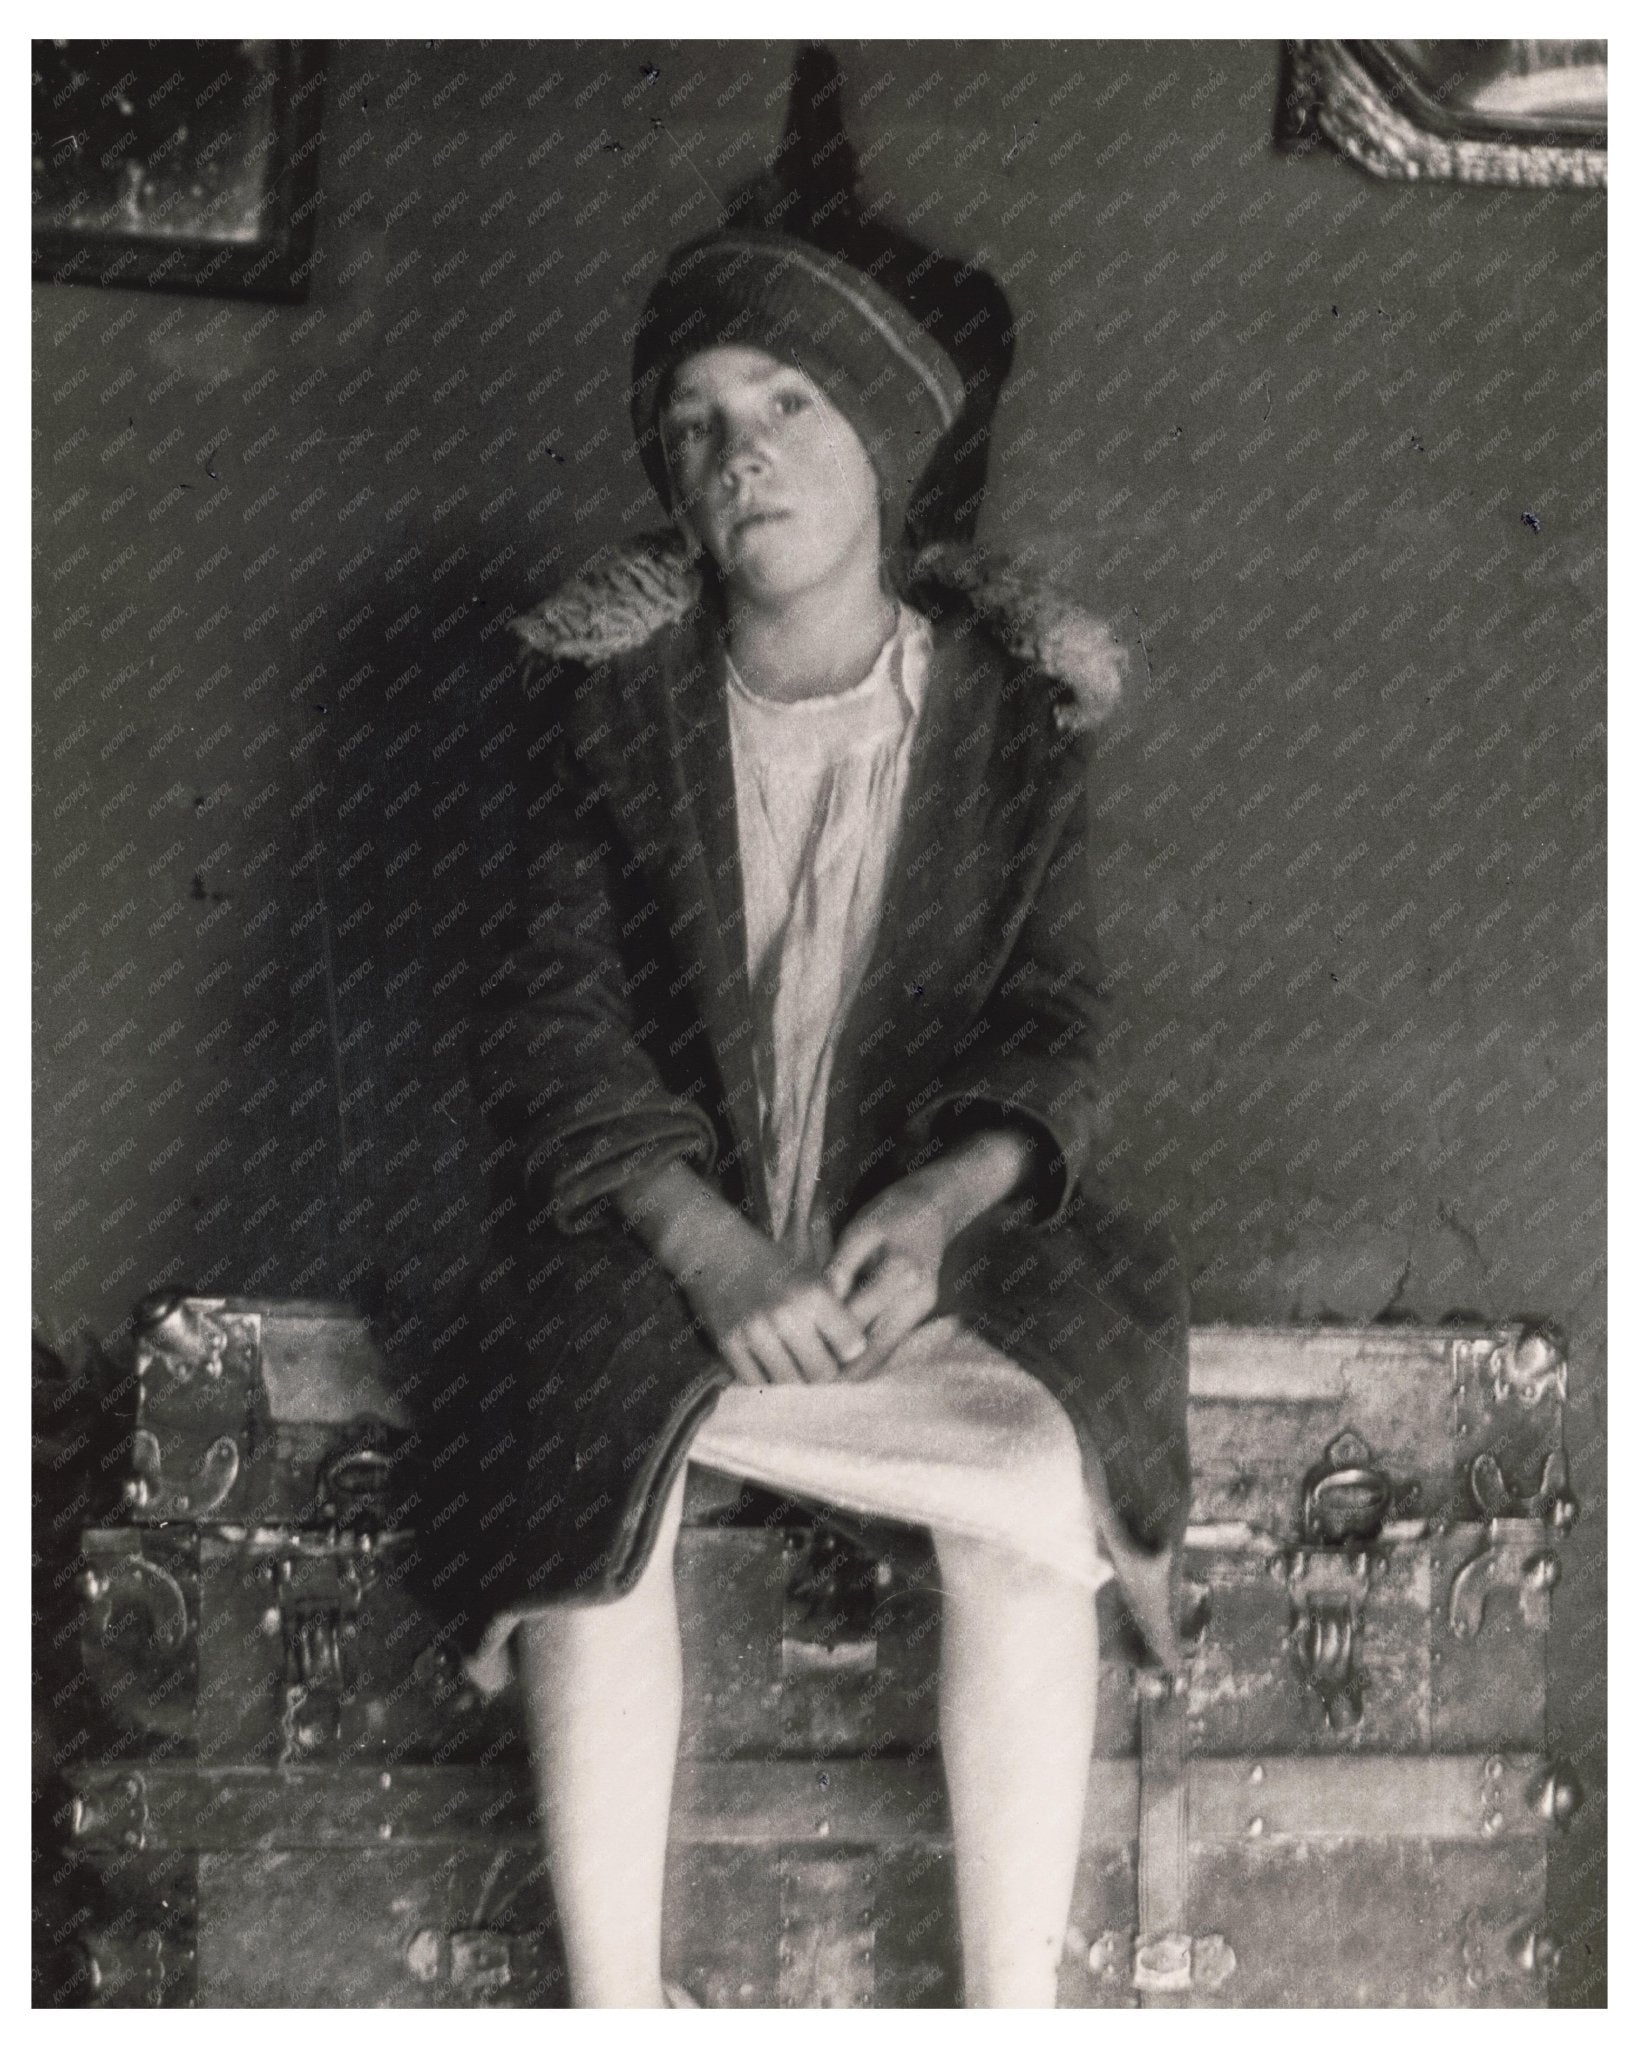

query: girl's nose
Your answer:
[719,418,770,479]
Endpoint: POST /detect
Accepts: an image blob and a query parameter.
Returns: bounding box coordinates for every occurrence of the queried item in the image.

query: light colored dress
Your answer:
[686,601,1114,1588]
[462,601,1110,1699]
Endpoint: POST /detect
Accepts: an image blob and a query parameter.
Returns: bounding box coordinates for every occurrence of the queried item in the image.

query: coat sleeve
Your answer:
[901,723,1104,1227]
[470,679,717,1237]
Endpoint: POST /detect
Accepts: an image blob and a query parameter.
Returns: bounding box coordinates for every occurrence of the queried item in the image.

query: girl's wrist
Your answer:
[913,1126,1035,1238]
[615,1159,733,1272]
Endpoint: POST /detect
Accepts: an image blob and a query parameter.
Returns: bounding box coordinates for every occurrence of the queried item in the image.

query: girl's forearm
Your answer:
[912,1124,1035,1237]
[612,1156,744,1278]
[617,1126,1035,1278]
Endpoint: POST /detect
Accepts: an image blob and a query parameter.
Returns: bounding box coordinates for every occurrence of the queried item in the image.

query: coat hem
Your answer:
[459,1360,731,1700]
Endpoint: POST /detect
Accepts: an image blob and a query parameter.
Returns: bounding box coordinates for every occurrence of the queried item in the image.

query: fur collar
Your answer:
[509,528,1127,731]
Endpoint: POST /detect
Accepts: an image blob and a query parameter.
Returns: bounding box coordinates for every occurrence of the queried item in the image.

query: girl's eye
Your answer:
[774,389,810,416]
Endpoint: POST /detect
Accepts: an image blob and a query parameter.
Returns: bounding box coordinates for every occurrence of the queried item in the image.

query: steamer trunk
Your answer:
[54,1295,1580,2008]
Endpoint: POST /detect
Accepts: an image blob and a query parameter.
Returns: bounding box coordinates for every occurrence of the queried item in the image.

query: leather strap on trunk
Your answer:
[1136,1671,1190,1987]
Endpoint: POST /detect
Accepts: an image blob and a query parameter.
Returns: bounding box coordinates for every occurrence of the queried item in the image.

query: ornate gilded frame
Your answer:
[1277,39,1606,190]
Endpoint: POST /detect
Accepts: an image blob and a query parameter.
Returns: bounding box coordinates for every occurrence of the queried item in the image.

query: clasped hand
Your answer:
[679,1178,950,1388]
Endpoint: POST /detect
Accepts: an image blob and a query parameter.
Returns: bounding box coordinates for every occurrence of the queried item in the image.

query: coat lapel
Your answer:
[645,607,769,1225]
[819,617,1006,1210]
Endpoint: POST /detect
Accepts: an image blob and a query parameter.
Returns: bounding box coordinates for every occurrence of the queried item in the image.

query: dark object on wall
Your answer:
[54,1297,1579,2007]
[1276,40,1606,189]
[32,39,326,299]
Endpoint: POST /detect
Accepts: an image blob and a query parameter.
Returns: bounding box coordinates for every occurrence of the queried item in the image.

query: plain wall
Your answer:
[33,39,1605,2000]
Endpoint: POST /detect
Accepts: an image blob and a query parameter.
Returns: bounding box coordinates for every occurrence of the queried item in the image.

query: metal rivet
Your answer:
[1249,1764,1264,1784]
[1246,1817,1264,1837]
[1530,1763,1583,1828]
[1482,1811,1504,1836]
[1485,1756,1505,1780]
[1524,1552,1561,1592]
[379,1771,392,1790]
[815,1819,830,1837]
[377,1821,393,1839]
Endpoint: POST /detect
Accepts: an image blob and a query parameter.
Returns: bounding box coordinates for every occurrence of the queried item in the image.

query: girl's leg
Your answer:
[932,1530,1100,2009]
[690,1329,1111,2006]
[512,1466,690,2009]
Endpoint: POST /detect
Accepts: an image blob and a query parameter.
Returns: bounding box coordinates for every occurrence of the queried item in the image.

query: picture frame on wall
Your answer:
[32,39,327,300]
[1277,39,1607,190]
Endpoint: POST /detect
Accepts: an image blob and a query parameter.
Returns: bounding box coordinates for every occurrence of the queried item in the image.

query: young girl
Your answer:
[455,226,1191,2008]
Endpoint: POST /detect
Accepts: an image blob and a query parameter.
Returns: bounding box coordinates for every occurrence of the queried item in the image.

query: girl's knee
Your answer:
[988,1379,1087,1498]
[516,1467,689,1660]
[931,1380,1094,1589]
[930,1524,1087,1600]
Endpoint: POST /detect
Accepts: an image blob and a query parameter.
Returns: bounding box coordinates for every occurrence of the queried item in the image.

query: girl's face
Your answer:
[659,345,885,602]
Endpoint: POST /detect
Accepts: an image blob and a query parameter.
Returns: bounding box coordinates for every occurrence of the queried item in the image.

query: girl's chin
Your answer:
[720,554,828,599]
[716,539,873,600]
[723,523,803,569]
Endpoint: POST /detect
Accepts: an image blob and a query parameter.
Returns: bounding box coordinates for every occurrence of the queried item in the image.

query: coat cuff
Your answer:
[901,1076,1089,1227]
[528,1100,718,1236]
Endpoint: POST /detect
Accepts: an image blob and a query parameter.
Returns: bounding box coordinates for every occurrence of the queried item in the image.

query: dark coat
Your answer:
[440,546,1191,1664]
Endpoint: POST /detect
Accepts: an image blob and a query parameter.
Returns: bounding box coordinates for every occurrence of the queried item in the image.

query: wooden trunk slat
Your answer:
[1154,1840,1549,2008]
[663,1847,781,2009]
[196,1846,556,2007]
[777,1852,875,2008]
[67,1753,1558,1854]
